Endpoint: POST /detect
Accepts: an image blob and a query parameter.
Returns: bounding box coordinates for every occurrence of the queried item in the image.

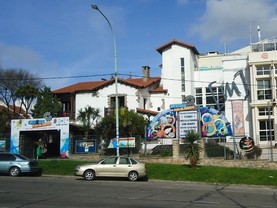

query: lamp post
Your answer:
[91,4,120,156]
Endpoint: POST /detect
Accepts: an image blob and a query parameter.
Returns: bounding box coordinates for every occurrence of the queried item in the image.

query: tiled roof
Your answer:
[156,39,199,55]
[0,104,28,118]
[123,77,160,88]
[53,77,161,94]
[53,79,112,94]
[136,108,158,116]
[150,86,168,94]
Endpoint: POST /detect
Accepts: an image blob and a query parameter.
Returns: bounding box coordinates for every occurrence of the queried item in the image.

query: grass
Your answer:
[38,160,277,187]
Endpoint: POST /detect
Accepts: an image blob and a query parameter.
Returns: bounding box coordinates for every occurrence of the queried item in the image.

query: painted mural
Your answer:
[146,109,176,139]
[200,107,232,137]
[10,117,70,156]
[146,106,232,139]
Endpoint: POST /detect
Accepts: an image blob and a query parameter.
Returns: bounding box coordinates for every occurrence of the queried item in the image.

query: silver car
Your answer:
[75,156,147,181]
[0,152,42,177]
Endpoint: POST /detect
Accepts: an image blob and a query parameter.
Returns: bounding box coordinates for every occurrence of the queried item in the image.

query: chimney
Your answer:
[142,66,150,82]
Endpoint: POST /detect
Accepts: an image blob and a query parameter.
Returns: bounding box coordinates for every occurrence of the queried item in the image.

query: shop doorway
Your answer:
[20,130,60,159]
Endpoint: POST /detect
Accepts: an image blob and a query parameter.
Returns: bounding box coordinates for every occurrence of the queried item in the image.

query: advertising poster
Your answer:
[231,100,245,136]
[108,137,135,148]
[179,111,198,137]
[75,140,96,153]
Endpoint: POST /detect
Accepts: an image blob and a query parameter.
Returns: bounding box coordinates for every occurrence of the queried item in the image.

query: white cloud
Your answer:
[190,0,277,45]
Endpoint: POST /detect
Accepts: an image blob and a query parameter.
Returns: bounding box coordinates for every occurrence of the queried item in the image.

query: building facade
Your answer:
[53,37,277,150]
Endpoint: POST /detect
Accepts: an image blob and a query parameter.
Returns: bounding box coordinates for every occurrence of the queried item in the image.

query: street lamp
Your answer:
[91,4,120,156]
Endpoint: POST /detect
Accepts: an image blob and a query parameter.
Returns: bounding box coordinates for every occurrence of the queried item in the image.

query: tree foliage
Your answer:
[76,106,101,137]
[15,84,39,117]
[0,67,42,118]
[32,86,61,118]
[94,108,148,146]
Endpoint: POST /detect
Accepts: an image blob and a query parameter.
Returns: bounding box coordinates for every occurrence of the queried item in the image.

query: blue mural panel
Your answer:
[146,109,176,139]
[200,107,232,137]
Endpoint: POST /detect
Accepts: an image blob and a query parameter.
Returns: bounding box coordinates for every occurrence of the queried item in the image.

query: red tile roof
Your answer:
[53,80,112,94]
[150,86,168,94]
[136,108,158,116]
[156,39,199,55]
[0,104,28,118]
[123,77,160,88]
[53,77,161,94]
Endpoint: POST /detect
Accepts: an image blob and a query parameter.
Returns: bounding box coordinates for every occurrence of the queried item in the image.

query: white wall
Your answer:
[75,82,140,122]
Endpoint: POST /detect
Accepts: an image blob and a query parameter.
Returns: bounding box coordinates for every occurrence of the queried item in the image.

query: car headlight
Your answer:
[75,166,80,171]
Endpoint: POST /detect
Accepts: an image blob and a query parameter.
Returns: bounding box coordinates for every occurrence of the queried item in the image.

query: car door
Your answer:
[96,157,118,177]
[116,157,132,177]
[0,154,15,173]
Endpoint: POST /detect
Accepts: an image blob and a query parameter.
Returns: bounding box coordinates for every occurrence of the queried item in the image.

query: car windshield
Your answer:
[15,154,29,160]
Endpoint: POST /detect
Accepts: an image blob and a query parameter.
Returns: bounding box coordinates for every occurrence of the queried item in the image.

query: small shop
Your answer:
[10,117,70,159]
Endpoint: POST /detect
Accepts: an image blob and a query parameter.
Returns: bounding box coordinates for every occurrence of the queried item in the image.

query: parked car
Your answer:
[0,152,42,177]
[75,156,147,181]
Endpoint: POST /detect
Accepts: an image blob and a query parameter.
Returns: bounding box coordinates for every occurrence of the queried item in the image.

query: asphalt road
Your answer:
[0,175,276,208]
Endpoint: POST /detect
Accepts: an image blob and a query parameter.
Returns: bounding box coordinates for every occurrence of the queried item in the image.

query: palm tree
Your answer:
[77,106,101,138]
[183,130,202,167]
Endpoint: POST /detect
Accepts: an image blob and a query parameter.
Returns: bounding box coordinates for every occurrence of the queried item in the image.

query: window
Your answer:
[130,158,137,164]
[0,154,15,161]
[110,96,125,109]
[143,98,147,109]
[181,58,185,92]
[195,88,203,105]
[259,120,274,141]
[256,65,271,75]
[119,157,130,165]
[182,95,186,103]
[258,107,272,116]
[257,80,272,100]
[101,157,117,164]
[206,87,225,111]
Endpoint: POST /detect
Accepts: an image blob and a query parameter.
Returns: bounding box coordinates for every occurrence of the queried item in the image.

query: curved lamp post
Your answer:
[91,4,120,156]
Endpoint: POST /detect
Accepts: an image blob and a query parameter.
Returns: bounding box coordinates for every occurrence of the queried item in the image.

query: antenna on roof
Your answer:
[257,25,262,42]
[250,21,252,44]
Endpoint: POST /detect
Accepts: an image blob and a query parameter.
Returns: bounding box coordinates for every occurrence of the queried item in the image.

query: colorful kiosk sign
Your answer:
[10,117,70,156]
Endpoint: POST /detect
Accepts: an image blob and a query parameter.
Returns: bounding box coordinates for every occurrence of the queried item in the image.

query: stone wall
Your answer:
[70,154,277,170]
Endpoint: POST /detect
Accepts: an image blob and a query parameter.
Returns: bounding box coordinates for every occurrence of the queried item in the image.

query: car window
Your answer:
[0,154,16,161]
[119,157,130,165]
[130,158,137,164]
[16,154,28,160]
[101,157,117,165]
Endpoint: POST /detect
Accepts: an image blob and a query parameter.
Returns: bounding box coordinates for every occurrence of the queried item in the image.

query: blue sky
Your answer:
[1,0,277,90]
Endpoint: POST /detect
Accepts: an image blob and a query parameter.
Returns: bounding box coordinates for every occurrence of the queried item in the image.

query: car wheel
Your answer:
[128,171,138,181]
[9,167,21,177]
[83,170,95,181]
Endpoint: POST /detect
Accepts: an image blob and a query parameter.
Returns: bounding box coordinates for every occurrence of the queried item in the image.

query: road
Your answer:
[0,175,276,208]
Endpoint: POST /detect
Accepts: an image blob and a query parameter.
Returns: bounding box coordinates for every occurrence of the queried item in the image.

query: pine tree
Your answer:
[32,86,62,118]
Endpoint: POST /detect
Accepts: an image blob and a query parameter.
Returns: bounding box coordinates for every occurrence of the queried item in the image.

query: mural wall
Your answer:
[10,117,70,156]
[200,107,232,137]
[147,109,176,139]
[147,107,233,139]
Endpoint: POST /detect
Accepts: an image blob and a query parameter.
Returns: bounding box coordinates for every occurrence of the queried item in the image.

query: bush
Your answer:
[205,140,234,159]
[151,145,172,156]
[244,146,262,159]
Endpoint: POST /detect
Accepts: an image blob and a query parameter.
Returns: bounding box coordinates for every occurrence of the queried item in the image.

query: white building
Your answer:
[54,37,277,149]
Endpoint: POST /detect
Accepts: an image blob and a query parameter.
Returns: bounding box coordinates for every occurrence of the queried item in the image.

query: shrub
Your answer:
[205,139,234,159]
[244,146,262,159]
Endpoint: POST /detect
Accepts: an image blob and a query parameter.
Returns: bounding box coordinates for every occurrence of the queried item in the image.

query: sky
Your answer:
[0,0,277,90]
